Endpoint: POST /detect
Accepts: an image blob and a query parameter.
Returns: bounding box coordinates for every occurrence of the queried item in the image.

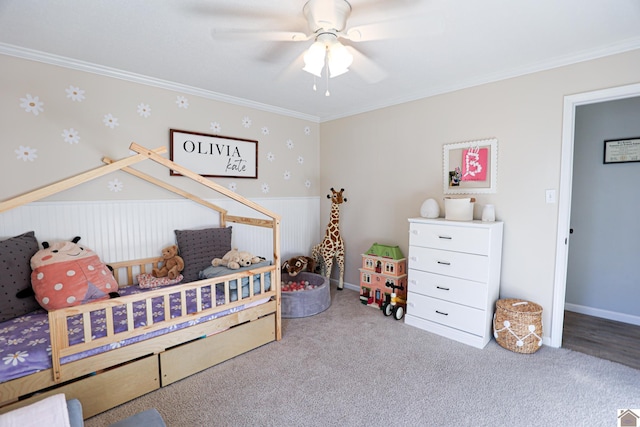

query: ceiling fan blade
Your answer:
[344,13,445,42]
[211,28,310,42]
[346,46,387,84]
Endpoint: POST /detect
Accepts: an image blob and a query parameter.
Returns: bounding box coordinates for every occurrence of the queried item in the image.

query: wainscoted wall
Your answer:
[0,197,320,266]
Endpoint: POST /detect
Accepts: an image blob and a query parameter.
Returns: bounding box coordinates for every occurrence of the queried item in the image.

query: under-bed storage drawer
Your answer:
[160,314,275,386]
[0,355,160,419]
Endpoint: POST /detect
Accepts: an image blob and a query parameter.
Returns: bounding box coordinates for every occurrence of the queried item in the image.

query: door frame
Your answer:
[550,82,640,348]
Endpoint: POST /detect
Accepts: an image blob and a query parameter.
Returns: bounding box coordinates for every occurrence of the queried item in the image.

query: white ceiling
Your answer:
[1,0,640,122]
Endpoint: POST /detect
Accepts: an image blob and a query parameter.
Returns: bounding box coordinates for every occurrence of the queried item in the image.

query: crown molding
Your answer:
[0,43,321,123]
[319,37,640,122]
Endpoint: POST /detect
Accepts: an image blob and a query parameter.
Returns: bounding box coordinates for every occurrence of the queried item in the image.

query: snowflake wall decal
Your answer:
[297,156,304,165]
[304,126,311,135]
[15,146,37,162]
[286,139,294,149]
[62,128,80,144]
[20,94,44,116]
[261,126,269,135]
[65,86,85,102]
[261,183,270,193]
[283,170,291,180]
[228,182,237,192]
[242,116,252,128]
[267,152,275,162]
[305,180,312,189]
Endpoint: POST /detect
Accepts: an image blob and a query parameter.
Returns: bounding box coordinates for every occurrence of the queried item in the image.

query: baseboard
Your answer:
[564,303,640,326]
[327,278,359,292]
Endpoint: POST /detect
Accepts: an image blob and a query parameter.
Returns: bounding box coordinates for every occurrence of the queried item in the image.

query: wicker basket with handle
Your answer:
[493,298,543,354]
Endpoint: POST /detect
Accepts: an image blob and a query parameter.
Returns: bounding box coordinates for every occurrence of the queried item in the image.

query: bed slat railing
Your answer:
[47,262,277,382]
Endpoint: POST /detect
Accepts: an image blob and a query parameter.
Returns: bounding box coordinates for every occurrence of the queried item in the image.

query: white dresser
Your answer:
[406,218,503,349]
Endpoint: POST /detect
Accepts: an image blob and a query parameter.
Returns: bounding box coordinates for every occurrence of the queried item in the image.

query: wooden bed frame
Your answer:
[0,143,281,418]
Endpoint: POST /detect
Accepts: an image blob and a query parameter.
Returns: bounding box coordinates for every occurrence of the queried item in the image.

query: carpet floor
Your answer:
[86,287,640,427]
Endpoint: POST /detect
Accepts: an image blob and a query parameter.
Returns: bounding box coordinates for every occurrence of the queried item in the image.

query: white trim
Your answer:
[320,39,640,122]
[3,40,640,124]
[551,82,640,348]
[565,303,640,327]
[0,43,320,123]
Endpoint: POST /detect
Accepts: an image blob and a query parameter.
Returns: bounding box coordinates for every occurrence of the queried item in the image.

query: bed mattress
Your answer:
[0,270,271,384]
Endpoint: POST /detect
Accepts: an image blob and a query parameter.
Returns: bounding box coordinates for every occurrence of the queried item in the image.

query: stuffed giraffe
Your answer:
[312,188,347,289]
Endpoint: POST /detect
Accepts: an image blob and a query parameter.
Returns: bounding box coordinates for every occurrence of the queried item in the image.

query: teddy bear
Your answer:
[152,245,185,280]
[281,256,316,277]
[212,248,263,270]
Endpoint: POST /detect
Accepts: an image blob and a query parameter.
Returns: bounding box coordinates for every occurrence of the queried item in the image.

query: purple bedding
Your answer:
[0,279,265,384]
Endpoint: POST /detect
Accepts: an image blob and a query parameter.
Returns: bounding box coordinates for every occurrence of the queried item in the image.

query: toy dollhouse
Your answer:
[359,243,407,312]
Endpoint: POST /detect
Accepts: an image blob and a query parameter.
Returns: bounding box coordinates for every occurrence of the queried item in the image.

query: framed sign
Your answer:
[170,129,258,178]
[443,138,498,194]
[603,138,640,164]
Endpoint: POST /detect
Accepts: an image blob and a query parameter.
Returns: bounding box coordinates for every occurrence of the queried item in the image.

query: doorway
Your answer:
[550,82,640,348]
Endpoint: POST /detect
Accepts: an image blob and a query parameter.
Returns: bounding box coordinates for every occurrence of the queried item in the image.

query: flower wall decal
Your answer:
[242,116,252,128]
[103,113,119,129]
[261,183,270,193]
[65,86,85,102]
[62,128,80,144]
[267,152,275,162]
[261,126,269,135]
[297,156,304,165]
[108,178,124,192]
[210,121,222,133]
[20,94,44,116]
[305,180,312,188]
[15,146,37,162]
[228,182,237,192]
[304,126,311,135]
[137,103,151,118]
[176,96,189,109]
[283,170,291,180]
[286,139,294,149]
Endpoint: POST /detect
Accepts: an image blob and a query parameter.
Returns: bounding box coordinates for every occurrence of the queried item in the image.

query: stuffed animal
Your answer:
[151,245,185,280]
[282,256,316,277]
[30,237,119,310]
[212,248,262,270]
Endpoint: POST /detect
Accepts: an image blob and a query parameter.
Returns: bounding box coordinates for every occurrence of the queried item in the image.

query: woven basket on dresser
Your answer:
[493,298,543,354]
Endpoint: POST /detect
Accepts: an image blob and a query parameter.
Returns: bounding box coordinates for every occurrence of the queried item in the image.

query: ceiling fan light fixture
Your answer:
[302,40,326,78]
[327,41,353,78]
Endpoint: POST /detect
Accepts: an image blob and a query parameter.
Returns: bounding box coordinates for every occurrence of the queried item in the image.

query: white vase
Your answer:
[482,204,495,222]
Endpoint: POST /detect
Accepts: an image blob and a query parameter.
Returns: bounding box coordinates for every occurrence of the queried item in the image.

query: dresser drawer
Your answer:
[408,269,488,309]
[409,222,490,255]
[406,292,485,336]
[408,246,488,282]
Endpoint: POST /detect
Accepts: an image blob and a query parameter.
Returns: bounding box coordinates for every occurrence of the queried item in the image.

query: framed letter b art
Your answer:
[170,129,258,178]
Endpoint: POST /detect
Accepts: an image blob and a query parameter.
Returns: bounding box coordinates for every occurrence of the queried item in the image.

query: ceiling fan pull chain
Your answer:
[325,64,330,96]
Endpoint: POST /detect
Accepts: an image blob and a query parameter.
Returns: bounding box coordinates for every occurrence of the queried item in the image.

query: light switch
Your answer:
[545,189,556,204]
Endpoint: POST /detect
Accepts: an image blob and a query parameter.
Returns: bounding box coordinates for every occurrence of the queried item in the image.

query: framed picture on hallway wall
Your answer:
[603,137,640,164]
[170,129,258,178]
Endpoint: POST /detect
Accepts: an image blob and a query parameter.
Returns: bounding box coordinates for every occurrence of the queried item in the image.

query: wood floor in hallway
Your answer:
[563,310,640,371]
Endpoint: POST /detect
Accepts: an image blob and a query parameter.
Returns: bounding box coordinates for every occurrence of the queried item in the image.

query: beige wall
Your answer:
[319,49,640,337]
[0,54,320,202]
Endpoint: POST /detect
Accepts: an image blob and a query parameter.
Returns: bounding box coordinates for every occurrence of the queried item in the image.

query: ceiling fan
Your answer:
[210,0,443,87]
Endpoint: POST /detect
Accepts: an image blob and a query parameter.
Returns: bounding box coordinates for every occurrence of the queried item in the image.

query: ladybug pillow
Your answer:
[30,237,119,310]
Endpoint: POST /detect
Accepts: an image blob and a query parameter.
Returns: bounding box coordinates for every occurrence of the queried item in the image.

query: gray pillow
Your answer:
[175,227,232,283]
[0,231,41,321]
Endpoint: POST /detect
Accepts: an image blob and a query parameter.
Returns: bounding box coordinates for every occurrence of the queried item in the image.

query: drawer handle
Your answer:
[436,286,450,291]
[438,235,452,240]
[436,261,451,266]
[435,310,449,316]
